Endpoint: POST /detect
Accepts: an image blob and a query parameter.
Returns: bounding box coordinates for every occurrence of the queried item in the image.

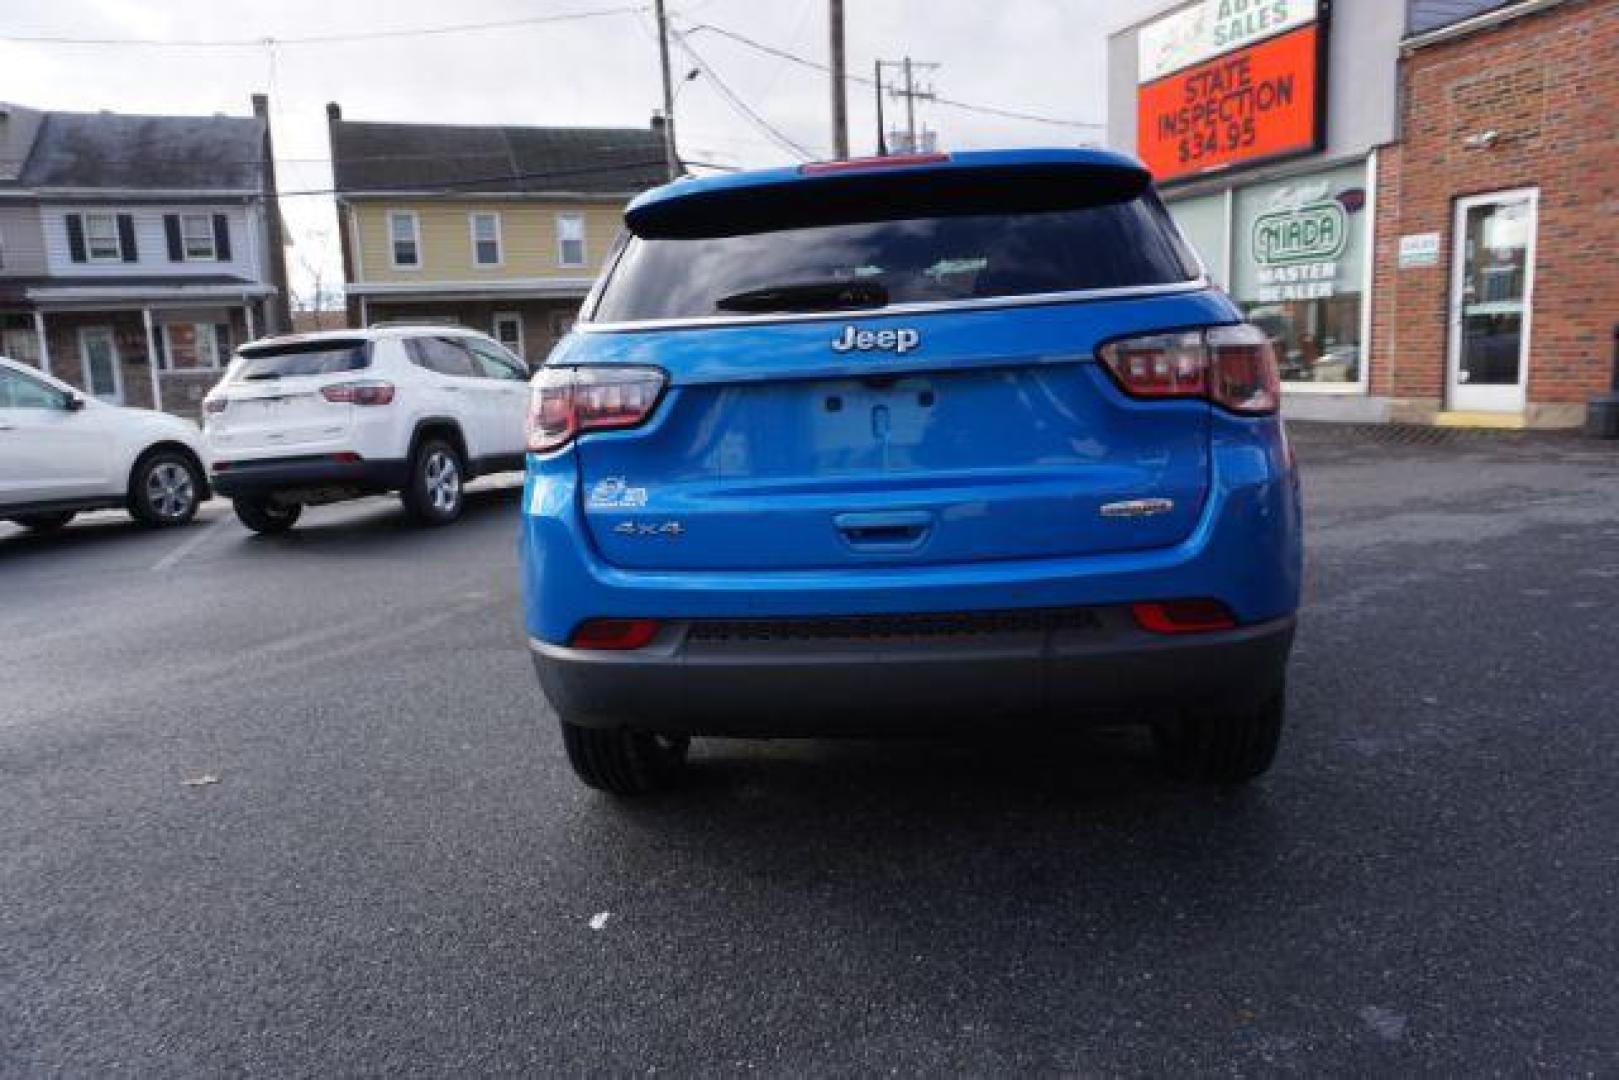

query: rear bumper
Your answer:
[520,415,1304,644]
[211,455,409,499]
[531,609,1294,736]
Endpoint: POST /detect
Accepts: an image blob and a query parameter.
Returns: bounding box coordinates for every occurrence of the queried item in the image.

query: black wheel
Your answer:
[560,720,690,795]
[128,450,202,527]
[1155,687,1286,784]
[8,511,76,532]
[401,438,464,526]
[233,497,302,535]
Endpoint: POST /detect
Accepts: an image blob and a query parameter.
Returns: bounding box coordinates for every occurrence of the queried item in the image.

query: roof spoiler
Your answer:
[625,148,1153,240]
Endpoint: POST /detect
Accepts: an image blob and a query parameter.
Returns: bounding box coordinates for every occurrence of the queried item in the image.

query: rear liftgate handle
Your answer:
[834,510,934,553]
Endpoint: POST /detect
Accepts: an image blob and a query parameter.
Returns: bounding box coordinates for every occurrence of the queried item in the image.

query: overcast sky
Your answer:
[1,0,1172,304]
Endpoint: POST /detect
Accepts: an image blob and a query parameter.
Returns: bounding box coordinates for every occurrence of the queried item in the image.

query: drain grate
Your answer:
[1290,422,1537,447]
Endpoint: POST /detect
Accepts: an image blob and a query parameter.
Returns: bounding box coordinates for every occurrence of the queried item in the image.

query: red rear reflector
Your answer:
[799,152,951,175]
[570,618,660,650]
[1131,600,1237,635]
[330,452,362,464]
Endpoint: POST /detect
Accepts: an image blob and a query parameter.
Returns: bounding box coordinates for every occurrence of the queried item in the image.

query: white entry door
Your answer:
[1447,189,1537,413]
[78,326,124,404]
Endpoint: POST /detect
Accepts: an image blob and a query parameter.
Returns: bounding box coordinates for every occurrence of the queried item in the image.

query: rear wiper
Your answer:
[242,372,282,380]
[715,280,888,313]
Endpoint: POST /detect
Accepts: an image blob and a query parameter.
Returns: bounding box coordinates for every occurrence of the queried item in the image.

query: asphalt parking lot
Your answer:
[3,427,1618,1075]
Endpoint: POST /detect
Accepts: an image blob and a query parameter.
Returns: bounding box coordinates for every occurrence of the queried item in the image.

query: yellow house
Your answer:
[326,104,667,366]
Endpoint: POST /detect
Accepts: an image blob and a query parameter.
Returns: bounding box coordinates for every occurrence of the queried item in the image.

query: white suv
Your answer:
[0,356,207,532]
[202,326,531,534]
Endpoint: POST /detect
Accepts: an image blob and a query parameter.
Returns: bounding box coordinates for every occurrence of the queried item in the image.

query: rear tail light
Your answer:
[570,618,661,650]
[1098,324,1280,414]
[321,380,396,406]
[1132,599,1237,635]
[527,366,667,453]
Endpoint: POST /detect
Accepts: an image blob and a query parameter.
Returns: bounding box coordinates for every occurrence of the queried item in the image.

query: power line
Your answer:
[0,5,645,48]
[273,157,669,198]
[683,20,1103,131]
[670,30,815,161]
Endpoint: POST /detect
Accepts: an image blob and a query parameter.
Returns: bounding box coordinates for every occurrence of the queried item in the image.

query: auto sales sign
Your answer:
[1136,0,1325,183]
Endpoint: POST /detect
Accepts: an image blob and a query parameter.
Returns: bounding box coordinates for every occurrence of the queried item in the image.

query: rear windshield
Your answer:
[234,339,370,380]
[590,196,1200,323]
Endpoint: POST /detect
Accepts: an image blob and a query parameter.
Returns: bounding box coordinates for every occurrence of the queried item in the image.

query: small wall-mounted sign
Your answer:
[1398,232,1441,268]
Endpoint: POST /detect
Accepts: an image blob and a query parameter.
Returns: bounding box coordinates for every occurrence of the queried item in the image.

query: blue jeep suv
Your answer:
[520,149,1302,794]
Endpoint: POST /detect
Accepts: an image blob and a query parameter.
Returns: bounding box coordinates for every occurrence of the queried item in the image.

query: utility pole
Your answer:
[902,57,917,153]
[874,59,887,155]
[654,0,680,179]
[875,58,939,154]
[828,0,849,158]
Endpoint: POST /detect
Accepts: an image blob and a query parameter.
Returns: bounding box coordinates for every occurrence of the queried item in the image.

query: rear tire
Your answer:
[401,438,464,526]
[8,511,75,532]
[128,450,202,527]
[560,720,690,795]
[233,498,302,535]
[1155,687,1286,784]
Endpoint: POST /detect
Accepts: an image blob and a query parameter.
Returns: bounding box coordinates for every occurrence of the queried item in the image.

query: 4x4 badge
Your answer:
[831,325,920,355]
[613,520,685,537]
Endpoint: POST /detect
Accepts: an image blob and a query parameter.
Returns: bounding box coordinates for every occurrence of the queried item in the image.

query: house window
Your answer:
[492,312,523,356]
[1,324,39,364]
[389,211,421,268]
[181,214,216,260]
[471,213,502,266]
[85,213,122,261]
[162,322,224,370]
[557,214,585,267]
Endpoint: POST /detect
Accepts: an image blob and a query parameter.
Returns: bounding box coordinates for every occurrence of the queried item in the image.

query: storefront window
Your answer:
[1166,192,1227,287]
[1231,162,1367,386]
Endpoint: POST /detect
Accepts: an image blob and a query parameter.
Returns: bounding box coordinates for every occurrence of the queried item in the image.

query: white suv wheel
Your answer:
[425,449,461,513]
[146,461,196,520]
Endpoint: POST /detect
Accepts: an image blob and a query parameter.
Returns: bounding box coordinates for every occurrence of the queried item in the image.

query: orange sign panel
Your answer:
[1137,23,1321,184]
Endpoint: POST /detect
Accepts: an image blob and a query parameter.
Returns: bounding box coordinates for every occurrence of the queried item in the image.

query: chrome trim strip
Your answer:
[575,277,1212,335]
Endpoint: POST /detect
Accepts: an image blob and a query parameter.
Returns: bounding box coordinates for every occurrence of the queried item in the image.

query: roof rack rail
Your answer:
[367,318,465,329]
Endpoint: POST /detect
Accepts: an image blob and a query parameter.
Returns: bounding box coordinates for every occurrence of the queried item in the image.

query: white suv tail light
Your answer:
[321,380,396,406]
[527,366,667,453]
[1098,324,1281,415]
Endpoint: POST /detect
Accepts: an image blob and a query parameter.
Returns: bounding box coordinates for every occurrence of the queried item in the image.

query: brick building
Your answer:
[1108,0,1619,428]
[1370,0,1618,426]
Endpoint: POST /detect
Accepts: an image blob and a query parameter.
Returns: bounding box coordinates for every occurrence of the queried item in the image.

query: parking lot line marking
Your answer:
[151,517,228,573]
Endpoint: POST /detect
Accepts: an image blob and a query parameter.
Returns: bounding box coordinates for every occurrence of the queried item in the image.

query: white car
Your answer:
[202,326,531,534]
[0,356,207,532]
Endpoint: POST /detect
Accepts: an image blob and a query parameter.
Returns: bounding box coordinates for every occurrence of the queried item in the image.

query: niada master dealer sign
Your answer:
[1136,0,1326,183]
[1251,199,1346,301]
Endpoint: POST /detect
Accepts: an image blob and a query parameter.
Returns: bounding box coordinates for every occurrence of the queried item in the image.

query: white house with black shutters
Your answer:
[0,96,290,415]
